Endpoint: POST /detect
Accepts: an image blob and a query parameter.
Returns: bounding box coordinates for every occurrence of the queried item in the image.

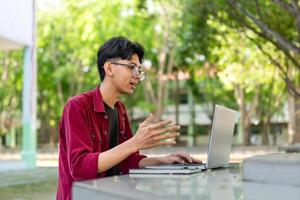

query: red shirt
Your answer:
[56,86,146,200]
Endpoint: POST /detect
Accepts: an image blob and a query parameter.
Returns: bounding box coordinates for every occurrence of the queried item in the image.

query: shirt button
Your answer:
[104,115,108,119]
[120,130,124,135]
[91,134,96,138]
[104,130,108,135]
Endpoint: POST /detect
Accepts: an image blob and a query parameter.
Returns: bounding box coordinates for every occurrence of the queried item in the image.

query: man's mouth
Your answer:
[129,82,137,89]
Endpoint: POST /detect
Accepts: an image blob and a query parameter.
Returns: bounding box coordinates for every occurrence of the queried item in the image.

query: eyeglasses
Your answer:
[110,62,146,81]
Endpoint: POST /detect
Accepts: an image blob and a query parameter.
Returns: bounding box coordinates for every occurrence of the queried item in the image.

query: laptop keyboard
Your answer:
[171,163,205,166]
[144,163,206,170]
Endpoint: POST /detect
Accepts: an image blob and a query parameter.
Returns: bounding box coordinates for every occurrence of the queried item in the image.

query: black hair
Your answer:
[96,36,144,81]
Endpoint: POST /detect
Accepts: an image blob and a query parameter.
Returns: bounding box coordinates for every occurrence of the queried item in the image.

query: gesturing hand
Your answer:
[130,113,180,151]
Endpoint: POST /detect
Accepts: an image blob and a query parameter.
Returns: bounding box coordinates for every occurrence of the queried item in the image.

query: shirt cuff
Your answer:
[130,153,147,169]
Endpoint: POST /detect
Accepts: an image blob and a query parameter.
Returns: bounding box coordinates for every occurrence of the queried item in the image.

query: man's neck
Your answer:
[100,81,120,108]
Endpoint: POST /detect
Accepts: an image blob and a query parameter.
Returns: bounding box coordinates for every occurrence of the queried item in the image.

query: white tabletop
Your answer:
[73,164,300,200]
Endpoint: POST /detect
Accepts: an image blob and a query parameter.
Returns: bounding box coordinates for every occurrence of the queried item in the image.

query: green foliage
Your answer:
[0,50,23,136]
[0,0,292,146]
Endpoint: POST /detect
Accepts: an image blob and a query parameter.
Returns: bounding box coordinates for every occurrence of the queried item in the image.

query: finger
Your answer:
[140,113,154,127]
[191,157,202,164]
[173,152,193,163]
[156,125,180,135]
[160,156,185,165]
[152,132,180,141]
[144,113,154,123]
[173,157,185,164]
[170,153,201,164]
[149,119,173,130]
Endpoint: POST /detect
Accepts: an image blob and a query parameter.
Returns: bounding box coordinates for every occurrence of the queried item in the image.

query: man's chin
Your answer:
[120,89,134,95]
[127,89,135,95]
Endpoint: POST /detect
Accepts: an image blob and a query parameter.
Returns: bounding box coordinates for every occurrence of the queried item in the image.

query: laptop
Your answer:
[129,105,237,174]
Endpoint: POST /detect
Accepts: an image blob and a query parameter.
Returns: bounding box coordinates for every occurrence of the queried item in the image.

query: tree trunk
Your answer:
[188,88,196,147]
[153,92,165,122]
[174,71,179,125]
[295,96,300,143]
[234,83,259,145]
[49,126,56,148]
[261,117,270,145]
[242,119,251,145]
[288,93,296,144]
[149,4,176,122]
[235,84,251,145]
[0,136,2,150]
[39,115,49,144]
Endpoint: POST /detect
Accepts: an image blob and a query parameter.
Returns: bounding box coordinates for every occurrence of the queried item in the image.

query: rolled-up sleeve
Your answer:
[63,98,99,181]
[128,152,147,169]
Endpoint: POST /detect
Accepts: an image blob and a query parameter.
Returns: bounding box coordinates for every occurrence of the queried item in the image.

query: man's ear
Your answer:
[103,62,113,77]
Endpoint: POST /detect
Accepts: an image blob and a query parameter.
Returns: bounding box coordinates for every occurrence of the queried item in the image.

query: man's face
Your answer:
[110,54,142,95]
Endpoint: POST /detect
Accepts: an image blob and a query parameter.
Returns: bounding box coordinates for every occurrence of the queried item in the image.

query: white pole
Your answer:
[21,0,37,169]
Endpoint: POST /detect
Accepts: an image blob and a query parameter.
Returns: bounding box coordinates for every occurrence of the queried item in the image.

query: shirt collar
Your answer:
[93,85,126,115]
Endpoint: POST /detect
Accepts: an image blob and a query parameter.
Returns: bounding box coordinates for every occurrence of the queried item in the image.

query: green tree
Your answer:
[0,50,23,147]
[36,0,164,144]
[223,0,300,143]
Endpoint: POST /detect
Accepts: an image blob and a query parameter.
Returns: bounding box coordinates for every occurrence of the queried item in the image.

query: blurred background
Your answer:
[0,0,300,199]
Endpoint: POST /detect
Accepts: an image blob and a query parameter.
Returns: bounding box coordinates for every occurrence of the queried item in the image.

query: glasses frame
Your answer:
[110,62,146,81]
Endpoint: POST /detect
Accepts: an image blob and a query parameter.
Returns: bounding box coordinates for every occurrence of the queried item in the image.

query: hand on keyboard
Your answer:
[159,152,202,164]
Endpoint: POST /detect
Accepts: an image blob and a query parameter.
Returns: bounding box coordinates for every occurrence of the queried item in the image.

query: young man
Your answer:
[56,37,201,200]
